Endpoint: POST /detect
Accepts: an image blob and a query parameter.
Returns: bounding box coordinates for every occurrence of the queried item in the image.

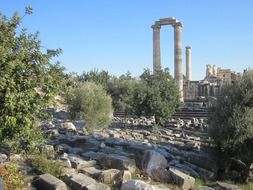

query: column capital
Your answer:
[186,46,191,49]
[151,24,161,30]
[173,22,183,28]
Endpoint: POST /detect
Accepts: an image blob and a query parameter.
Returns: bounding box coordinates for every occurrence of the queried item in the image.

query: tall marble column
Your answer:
[152,24,161,74]
[174,22,183,101]
[186,46,191,81]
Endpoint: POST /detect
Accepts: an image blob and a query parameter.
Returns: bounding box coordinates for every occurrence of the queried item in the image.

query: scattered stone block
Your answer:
[214,181,241,190]
[33,173,67,190]
[63,173,110,190]
[98,169,121,184]
[0,154,7,163]
[121,180,154,190]
[79,167,102,178]
[168,167,195,190]
[60,122,76,131]
[142,150,168,172]
[98,154,136,173]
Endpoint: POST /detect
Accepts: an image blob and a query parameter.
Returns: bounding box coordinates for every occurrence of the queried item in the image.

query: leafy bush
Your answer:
[0,163,26,190]
[132,68,182,124]
[29,153,63,177]
[107,76,138,112]
[0,8,65,152]
[209,70,253,182]
[67,82,113,132]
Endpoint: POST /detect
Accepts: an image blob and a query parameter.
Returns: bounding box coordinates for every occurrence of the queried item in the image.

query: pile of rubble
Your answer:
[0,108,244,190]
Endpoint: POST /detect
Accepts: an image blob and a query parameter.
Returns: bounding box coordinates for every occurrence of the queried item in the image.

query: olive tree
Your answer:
[209,70,253,182]
[67,82,113,132]
[132,68,182,124]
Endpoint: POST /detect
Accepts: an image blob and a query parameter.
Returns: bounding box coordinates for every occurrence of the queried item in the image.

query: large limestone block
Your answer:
[147,167,194,190]
[98,154,136,173]
[33,173,67,190]
[214,182,241,190]
[79,167,102,178]
[63,173,96,190]
[68,154,96,169]
[168,167,195,190]
[98,169,121,184]
[142,150,168,173]
[0,153,7,163]
[121,180,154,190]
[198,186,214,190]
[63,173,110,190]
[60,122,76,131]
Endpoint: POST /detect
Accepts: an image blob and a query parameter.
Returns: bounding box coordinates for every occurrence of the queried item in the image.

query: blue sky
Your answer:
[1,0,253,80]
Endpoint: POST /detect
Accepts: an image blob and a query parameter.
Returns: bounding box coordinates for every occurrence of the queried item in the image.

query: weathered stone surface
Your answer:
[249,163,253,182]
[0,153,8,162]
[59,153,72,168]
[148,167,194,190]
[33,173,67,190]
[0,178,3,190]
[79,167,102,178]
[63,173,96,190]
[183,161,215,180]
[68,154,96,169]
[98,154,136,173]
[116,170,132,183]
[63,173,110,190]
[142,150,167,173]
[9,154,24,162]
[60,167,76,177]
[98,169,121,184]
[174,163,200,178]
[198,186,214,190]
[152,184,171,190]
[121,180,154,190]
[168,167,195,190]
[60,122,76,131]
[84,183,110,190]
[82,151,107,161]
[213,182,241,190]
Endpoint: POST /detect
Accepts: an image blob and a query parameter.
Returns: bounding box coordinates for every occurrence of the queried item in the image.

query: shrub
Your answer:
[0,163,26,190]
[67,82,113,132]
[29,153,63,177]
[209,69,253,182]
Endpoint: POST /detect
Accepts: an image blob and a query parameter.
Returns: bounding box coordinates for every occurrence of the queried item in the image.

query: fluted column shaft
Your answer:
[174,23,183,101]
[186,46,191,81]
[152,24,161,74]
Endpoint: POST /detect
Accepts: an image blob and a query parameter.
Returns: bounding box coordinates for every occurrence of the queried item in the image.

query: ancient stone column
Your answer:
[186,46,191,81]
[152,24,161,74]
[174,22,183,101]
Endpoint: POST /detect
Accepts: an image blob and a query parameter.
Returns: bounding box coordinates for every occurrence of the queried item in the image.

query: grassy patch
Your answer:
[239,182,253,190]
[28,153,64,177]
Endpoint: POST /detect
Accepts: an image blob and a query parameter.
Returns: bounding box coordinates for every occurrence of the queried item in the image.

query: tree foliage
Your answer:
[0,8,65,152]
[132,68,182,124]
[67,82,113,132]
[78,69,111,90]
[209,69,253,182]
[107,74,138,112]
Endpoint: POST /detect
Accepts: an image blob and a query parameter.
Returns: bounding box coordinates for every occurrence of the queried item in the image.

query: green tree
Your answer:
[107,74,138,113]
[209,70,253,182]
[78,69,111,90]
[132,68,182,124]
[67,82,113,132]
[0,8,65,152]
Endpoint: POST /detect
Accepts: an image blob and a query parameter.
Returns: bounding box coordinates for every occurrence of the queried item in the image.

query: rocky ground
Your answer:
[0,108,246,190]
